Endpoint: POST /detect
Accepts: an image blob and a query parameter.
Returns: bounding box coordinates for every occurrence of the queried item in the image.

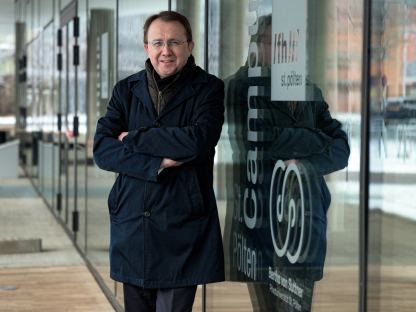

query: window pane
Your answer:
[368,1,416,311]
[117,1,169,80]
[173,0,206,68]
[209,0,362,311]
[84,0,117,297]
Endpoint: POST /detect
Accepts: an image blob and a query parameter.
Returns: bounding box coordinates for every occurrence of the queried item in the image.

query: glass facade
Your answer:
[12,0,416,311]
[208,1,361,310]
[368,1,416,311]
[0,0,15,122]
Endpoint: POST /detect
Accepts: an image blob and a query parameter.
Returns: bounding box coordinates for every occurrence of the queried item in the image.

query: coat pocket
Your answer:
[185,167,206,217]
[108,174,123,215]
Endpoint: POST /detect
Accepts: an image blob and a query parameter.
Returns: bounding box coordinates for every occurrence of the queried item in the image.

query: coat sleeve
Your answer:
[93,81,162,182]
[271,102,350,176]
[121,78,225,163]
[305,101,350,176]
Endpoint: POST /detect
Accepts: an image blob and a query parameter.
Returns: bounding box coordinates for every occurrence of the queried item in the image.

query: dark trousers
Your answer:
[123,283,197,312]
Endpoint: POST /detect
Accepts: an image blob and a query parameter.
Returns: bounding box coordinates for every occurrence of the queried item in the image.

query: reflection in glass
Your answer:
[210,1,361,311]
[85,0,117,295]
[39,0,53,28]
[222,16,350,312]
[118,1,169,80]
[74,0,88,254]
[368,1,416,311]
[66,19,77,238]
[39,23,55,207]
[27,37,42,185]
[173,0,205,68]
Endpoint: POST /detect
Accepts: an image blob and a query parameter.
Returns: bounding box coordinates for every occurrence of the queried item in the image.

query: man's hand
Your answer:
[160,158,183,169]
[284,159,298,166]
[118,132,128,141]
[118,132,181,169]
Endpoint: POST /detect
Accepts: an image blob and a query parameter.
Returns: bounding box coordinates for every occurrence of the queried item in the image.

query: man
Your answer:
[93,11,225,312]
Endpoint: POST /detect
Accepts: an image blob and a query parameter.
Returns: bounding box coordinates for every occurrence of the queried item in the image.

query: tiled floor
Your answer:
[0,176,114,311]
[0,266,114,312]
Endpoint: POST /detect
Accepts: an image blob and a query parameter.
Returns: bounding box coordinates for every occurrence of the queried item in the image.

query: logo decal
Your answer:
[269,160,312,264]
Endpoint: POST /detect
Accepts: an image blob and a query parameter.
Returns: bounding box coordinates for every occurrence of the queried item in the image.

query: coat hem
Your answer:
[110,271,225,289]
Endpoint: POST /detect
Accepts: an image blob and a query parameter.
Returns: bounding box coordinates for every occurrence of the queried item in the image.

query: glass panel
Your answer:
[0,0,16,143]
[15,0,24,22]
[39,23,55,206]
[208,0,362,311]
[33,0,41,39]
[60,23,70,226]
[117,1,169,80]
[311,2,363,309]
[39,0,53,27]
[60,8,88,250]
[66,20,76,235]
[26,0,33,42]
[85,0,117,296]
[55,4,68,223]
[0,0,15,116]
[173,0,206,68]
[74,0,88,254]
[60,0,73,11]
[21,39,29,172]
[368,1,416,311]
[52,2,60,216]
[26,36,42,186]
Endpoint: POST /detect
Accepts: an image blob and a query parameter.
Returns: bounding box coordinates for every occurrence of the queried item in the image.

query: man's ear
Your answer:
[144,43,150,55]
[188,41,195,53]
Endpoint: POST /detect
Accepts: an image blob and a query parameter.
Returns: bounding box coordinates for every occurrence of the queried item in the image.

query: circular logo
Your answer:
[269,160,312,264]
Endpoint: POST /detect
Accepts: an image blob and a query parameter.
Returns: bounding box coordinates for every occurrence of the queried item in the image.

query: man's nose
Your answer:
[161,43,173,55]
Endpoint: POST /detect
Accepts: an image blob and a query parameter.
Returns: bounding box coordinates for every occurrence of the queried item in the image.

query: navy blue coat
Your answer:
[93,65,225,288]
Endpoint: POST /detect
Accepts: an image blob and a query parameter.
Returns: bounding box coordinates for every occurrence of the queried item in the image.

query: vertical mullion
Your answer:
[73,12,79,242]
[204,0,208,72]
[202,1,209,310]
[116,0,119,82]
[359,0,372,311]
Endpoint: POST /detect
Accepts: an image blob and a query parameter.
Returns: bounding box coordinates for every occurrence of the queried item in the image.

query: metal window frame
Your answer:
[359,0,371,311]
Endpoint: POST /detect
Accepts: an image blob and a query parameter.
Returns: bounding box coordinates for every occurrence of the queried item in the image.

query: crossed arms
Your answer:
[93,79,225,182]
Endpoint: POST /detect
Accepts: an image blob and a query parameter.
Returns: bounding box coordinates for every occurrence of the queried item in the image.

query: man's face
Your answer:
[145,19,194,78]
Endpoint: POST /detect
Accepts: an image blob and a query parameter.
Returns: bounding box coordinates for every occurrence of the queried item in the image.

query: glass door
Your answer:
[367,1,416,311]
[56,1,86,245]
[85,0,117,295]
[207,0,362,311]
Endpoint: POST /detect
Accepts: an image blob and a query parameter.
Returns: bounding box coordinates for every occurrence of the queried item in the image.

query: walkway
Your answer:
[0,176,114,311]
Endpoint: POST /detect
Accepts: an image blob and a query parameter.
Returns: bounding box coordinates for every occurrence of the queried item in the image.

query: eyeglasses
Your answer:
[147,39,189,50]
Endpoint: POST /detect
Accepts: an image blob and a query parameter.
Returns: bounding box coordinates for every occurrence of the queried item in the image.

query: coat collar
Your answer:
[130,71,156,119]
[129,64,207,120]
